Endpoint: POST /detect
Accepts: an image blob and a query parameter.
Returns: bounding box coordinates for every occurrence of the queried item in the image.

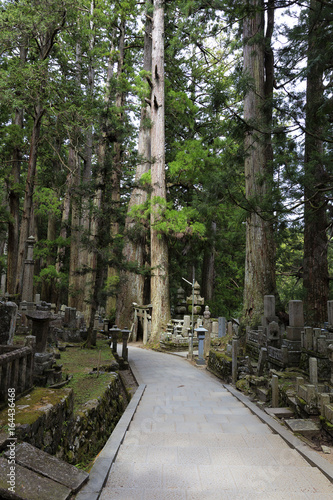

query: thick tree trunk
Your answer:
[149,0,170,342]
[116,2,152,328]
[16,104,44,297]
[303,0,328,325]
[105,19,126,320]
[242,0,276,325]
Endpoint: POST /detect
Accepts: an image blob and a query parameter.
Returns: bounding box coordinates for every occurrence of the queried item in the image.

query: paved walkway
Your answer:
[100,346,333,499]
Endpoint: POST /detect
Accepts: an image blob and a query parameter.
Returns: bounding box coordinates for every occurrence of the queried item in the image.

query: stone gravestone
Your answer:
[309,357,318,385]
[257,347,268,376]
[25,310,51,353]
[286,300,304,341]
[0,301,18,345]
[218,317,226,338]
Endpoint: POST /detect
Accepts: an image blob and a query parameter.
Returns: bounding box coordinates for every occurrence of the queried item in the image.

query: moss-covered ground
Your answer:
[60,337,117,412]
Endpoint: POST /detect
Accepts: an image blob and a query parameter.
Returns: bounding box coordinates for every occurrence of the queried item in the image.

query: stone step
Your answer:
[256,387,269,402]
[285,418,321,438]
[265,407,294,419]
[0,441,88,499]
[0,457,70,500]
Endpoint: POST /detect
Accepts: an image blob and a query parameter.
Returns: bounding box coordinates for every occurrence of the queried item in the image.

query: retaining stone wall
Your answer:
[208,349,232,382]
[13,374,125,465]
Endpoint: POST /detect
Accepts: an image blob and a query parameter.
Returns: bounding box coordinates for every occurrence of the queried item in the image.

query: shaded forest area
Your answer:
[0,0,333,339]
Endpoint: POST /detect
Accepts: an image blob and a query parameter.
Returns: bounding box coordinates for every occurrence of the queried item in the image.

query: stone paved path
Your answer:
[100,346,333,499]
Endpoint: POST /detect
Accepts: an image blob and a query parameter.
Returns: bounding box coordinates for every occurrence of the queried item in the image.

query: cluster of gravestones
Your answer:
[242,295,333,425]
[0,294,109,394]
[245,295,333,376]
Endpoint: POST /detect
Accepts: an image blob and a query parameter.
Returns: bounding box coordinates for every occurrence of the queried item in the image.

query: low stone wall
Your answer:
[59,375,126,465]
[1,373,125,466]
[208,349,232,382]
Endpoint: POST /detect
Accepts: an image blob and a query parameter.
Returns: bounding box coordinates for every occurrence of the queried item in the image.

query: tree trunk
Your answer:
[41,213,57,302]
[68,146,81,308]
[7,107,24,296]
[149,0,170,342]
[201,221,216,303]
[68,36,83,310]
[116,1,152,329]
[105,18,126,320]
[80,1,95,316]
[242,0,276,325]
[16,104,44,297]
[303,0,328,325]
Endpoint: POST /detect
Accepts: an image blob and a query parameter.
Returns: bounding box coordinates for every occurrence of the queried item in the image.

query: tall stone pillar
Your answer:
[21,236,35,303]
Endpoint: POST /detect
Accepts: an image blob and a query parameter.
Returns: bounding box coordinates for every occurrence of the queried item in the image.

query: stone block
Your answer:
[288,300,304,327]
[264,294,276,318]
[285,418,320,438]
[324,404,333,424]
[6,442,88,492]
[0,456,71,500]
[309,357,318,385]
[304,327,313,351]
[319,393,331,415]
[265,407,294,419]
[286,326,303,341]
[34,360,54,375]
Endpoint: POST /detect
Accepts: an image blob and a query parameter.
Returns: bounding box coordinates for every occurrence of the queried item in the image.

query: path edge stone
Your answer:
[75,383,146,500]
[224,383,333,484]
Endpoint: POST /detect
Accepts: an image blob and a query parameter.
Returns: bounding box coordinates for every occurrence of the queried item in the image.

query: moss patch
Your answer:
[0,387,72,430]
[60,338,117,413]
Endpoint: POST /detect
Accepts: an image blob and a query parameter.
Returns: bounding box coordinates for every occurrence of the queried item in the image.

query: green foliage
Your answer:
[34,187,62,218]
[34,264,68,290]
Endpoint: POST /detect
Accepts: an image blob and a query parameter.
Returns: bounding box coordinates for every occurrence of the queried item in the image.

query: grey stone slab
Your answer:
[265,407,294,419]
[4,442,88,493]
[0,457,71,500]
[285,419,321,438]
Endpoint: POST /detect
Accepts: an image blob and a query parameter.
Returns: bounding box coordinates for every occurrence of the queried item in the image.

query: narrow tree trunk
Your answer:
[68,37,83,309]
[116,1,152,328]
[303,0,328,325]
[201,221,216,303]
[68,146,81,308]
[149,0,170,342]
[80,1,95,316]
[242,0,276,325]
[16,104,44,296]
[41,214,57,302]
[7,107,24,296]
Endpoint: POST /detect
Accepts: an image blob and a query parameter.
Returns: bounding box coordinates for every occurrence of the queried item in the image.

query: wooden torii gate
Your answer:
[131,303,152,345]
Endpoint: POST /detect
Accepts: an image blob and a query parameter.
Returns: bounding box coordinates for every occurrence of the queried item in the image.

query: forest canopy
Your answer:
[0,0,333,336]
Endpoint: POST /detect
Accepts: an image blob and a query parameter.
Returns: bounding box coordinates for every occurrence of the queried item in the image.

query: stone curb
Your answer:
[224,383,333,484]
[75,383,146,500]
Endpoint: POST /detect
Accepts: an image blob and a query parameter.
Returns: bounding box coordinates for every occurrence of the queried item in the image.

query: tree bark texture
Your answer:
[242,0,276,325]
[16,104,44,296]
[303,0,328,325]
[149,0,171,342]
[7,107,24,295]
[201,221,216,303]
[105,18,126,320]
[116,1,152,328]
